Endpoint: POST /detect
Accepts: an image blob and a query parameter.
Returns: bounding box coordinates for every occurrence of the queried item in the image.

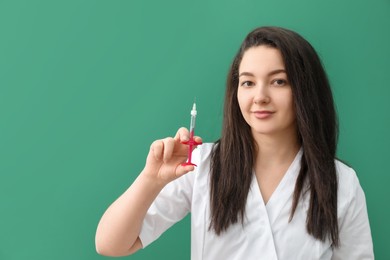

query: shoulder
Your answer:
[194,142,216,158]
[190,142,216,190]
[334,159,364,214]
[335,159,357,179]
[332,160,374,258]
[335,160,360,192]
[191,142,216,168]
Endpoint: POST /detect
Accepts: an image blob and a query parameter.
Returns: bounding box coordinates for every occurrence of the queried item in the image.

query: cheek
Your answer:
[236,90,244,110]
[276,90,295,117]
[237,89,250,109]
[284,96,294,111]
[285,95,296,120]
[236,90,248,121]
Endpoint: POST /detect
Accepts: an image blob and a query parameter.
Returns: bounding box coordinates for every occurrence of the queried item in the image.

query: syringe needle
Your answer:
[181,101,202,167]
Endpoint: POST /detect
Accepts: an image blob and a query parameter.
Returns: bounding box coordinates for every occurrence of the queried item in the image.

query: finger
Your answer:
[162,137,175,162]
[194,136,203,145]
[174,127,190,142]
[188,136,203,152]
[151,140,163,161]
[175,164,195,177]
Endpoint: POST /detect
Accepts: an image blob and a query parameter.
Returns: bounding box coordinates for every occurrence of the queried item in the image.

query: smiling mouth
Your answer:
[253,111,274,119]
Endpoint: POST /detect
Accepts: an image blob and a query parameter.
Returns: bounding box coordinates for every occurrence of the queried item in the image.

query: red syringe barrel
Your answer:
[181,103,202,166]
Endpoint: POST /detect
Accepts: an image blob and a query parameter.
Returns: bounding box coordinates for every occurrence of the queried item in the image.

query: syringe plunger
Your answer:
[191,103,197,116]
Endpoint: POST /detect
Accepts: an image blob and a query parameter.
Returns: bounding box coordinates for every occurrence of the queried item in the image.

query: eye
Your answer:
[272,79,288,86]
[240,81,255,87]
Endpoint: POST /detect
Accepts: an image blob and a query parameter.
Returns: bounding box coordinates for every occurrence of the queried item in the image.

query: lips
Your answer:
[253,110,274,119]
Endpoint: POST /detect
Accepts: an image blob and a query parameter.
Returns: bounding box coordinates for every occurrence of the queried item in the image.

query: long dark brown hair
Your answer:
[209,26,339,246]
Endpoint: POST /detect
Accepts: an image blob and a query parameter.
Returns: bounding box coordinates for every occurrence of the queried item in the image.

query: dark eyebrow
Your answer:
[269,69,286,76]
[238,72,255,77]
[238,69,286,77]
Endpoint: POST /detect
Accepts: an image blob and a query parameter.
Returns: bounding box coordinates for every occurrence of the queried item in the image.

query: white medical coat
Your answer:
[139,143,374,259]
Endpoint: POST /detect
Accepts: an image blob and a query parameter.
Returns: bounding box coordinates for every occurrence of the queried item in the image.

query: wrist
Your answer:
[138,168,168,190]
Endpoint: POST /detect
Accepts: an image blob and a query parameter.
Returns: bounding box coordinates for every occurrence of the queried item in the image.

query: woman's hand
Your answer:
[142,127,202,186]
[96,127,202,256]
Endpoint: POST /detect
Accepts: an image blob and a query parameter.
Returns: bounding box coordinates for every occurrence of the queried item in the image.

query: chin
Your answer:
[251,128,276,135]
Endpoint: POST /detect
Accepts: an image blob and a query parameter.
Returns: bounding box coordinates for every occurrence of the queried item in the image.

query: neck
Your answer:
[253,129,300,168]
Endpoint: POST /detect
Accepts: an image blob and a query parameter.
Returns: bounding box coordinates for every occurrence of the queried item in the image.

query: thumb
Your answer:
[175,164,195,177]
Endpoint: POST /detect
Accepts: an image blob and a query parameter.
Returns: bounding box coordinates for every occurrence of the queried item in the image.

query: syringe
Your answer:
[181,102,202,166]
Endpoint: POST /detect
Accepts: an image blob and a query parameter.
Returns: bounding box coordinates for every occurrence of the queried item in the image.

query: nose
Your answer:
[253,84,270,104]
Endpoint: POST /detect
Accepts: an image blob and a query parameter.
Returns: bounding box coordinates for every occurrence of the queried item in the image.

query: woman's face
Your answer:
[237,45,296,140]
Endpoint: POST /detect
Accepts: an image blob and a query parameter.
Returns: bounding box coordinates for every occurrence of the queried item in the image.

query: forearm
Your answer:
[96,128,199,256]
[95,170,165,256]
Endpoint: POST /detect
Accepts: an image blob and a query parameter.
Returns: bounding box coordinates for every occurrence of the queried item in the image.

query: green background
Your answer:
[1,0,389,259]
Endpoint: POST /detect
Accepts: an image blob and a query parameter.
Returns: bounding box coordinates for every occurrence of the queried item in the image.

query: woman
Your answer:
[95,27,374,259]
